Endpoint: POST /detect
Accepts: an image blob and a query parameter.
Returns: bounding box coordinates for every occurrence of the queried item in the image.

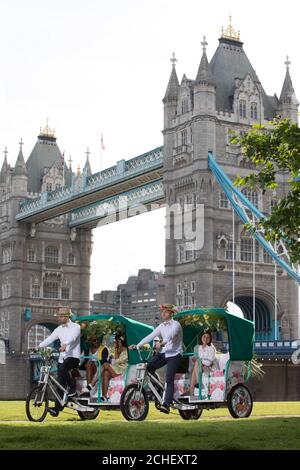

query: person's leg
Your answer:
[86,361,97,384]
[190,361,198,395]
[164,354,182,406]
[63,357,80,392]
[147,353,166,374]
[101,363,118,397]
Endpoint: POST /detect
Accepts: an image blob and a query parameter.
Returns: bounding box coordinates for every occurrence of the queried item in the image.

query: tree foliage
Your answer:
[231,119,300,263]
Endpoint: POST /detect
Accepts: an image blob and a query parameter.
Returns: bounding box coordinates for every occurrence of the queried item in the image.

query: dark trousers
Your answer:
[54,357,79,410]
[147,352,182,406]
[58,357,80,391]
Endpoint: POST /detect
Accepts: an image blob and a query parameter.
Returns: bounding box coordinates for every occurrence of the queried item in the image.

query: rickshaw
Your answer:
[25,314,153,422]
[120,307,255,421]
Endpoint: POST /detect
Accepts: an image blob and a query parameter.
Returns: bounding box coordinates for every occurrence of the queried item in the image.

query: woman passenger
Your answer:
[189,330,216,396]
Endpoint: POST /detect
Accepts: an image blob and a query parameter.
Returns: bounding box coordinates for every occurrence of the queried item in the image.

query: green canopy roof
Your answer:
[76,313,154,365]
[174,308,254,361]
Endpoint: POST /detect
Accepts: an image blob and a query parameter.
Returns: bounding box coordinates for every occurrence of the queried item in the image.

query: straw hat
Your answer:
[159,304,177,314]
[54,307,73,317]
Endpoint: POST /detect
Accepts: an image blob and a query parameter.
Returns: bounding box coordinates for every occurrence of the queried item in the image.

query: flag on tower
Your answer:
[101,134,105,151]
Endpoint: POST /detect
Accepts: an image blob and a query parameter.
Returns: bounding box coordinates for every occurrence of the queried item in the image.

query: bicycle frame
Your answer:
[36,361,96,413]
[38,364,69,408]
[134,351,197,411]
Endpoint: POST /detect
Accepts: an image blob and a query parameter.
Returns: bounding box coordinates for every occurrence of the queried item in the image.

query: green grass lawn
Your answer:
[0,401,299,450]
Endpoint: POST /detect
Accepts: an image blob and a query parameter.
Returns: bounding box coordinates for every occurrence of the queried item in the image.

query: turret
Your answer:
[83,147,92,176]
[0,147,9,185]
[278,56,299,123]
[193,37,216,115]
[163,53,179,128]
[12,139,28,196]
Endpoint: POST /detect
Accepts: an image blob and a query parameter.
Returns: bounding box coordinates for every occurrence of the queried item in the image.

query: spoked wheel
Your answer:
[227,384,253,419]
[77,409,100,420]
[179,408,203,420]
[120,384,149,421]
[26,385,49,422]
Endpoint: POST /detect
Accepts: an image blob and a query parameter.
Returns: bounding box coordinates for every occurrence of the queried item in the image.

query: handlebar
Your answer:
[31,347,57,360]
[136,345,153,362]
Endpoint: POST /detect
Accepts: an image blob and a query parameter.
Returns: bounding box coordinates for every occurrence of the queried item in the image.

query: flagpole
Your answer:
[100,138,102,172]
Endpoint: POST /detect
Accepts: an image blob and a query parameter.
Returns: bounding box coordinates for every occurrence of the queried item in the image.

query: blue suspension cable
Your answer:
[208,152,300,284]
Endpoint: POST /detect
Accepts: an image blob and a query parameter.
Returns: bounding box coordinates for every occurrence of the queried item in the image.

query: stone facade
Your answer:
[0,124,92,359]
[163,27,299,341]
[91,269,165,325]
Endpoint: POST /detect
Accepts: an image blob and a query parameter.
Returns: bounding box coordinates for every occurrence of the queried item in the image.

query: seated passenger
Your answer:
[189,330,216,396]
[82,334,128,402]
[80,336,110,395]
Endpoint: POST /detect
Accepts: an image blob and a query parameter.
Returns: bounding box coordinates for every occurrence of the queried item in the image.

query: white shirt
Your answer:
[39,320,81,363]
[137,319,183,358]
[194,344,216,367]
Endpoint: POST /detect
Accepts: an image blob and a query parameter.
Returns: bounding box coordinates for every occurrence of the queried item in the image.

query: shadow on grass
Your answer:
[0,417,299,450]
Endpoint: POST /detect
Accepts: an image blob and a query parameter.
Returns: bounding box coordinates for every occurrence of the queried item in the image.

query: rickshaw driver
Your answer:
[38,307,81,417]
[129,304,183,414]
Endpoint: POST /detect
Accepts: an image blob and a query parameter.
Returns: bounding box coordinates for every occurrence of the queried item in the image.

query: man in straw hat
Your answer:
[129,304,182,414]
[38,307,81,416]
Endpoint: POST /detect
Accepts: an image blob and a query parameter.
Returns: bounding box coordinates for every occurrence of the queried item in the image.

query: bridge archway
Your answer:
[23,318,59,351]
[221,289,283,341]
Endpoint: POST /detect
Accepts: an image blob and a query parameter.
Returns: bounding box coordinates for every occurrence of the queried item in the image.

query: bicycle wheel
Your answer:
[227,384,253,419]
[77,409,100,420]
[26,385,49,422]
[120,384,149,421]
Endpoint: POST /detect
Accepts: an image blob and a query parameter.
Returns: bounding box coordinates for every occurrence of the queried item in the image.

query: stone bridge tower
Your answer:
[0,122,92,359]
[163,20,299,340]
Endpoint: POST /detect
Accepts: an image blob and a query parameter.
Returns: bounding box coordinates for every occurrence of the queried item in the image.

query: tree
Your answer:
[231,118,300,264]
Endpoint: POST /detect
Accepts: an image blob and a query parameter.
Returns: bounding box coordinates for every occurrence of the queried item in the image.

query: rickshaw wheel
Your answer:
[178,408,203,420]
[227,384,253,419]
[120,384,149,421]
[77,409,100,420]
[26,385,49,422]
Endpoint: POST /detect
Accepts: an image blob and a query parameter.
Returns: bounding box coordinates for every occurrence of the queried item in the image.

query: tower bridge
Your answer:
[1,17,300,400]
[16,146,164,224]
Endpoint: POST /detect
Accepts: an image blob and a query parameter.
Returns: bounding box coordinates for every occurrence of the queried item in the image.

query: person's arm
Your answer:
[101,347,109,363]
[115,350,128,367]
[137,325,161,348]
[38,328,59,349]
[202,345,216,366]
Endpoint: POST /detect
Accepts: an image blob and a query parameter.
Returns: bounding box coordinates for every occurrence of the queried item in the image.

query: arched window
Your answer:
[225,241,236,261]
[31,280,40,298]
[239,100,247,118]
[219,191,229,209]
[0,311,10,339]
[2,281,11,299]
[250,102,258,120]
[68,253,75,265]
[242,189,259,207]
[240,237,259,262]
[28,324,52,350]
[43,279,59,299]
[181,129,188,146]
[27,249,36,262]
[2,247,12,264]
[181,99,188,114]
[45,246,59,265]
